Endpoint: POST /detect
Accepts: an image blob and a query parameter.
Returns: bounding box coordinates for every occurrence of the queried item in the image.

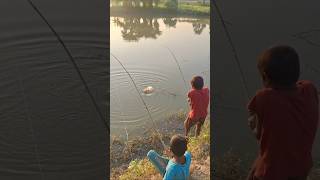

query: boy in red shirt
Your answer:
[247,45,319,180]
[184,76,209,137]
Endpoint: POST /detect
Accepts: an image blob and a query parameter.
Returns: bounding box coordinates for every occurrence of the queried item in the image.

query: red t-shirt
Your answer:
[248,80,319,180]
[188,87,210,120]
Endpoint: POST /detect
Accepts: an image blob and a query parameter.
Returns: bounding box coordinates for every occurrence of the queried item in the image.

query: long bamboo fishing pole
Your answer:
[111,53,167,149]
[164,46,189,93]
[26,0,109,132]
[213,0,250,100]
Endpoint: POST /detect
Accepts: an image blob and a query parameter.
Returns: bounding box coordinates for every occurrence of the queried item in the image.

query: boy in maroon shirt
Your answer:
[184,76,209,137]
[247,45,319,180]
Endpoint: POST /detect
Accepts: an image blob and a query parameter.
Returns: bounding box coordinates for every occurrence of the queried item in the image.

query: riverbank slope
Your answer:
[110,113,210,180]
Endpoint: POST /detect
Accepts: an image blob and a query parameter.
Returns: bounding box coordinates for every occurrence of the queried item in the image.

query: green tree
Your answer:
[164,0,178,10]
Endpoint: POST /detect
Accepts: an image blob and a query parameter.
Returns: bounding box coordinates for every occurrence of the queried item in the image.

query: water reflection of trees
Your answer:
[163,18,177,28]
[113,17,161,41]
[178,18,209,35]
[192,23,206,34]
[112,17,209,41]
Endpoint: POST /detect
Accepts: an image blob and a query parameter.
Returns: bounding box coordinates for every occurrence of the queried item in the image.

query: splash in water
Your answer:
[143,86,155,94]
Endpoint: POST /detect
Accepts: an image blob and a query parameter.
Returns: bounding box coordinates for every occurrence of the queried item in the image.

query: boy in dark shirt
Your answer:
[247,45,319,180]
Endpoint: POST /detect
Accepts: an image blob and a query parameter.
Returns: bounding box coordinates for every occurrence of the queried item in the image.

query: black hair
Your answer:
[258,45,300,87]
[170,134,187,157]
[191,76,204,90]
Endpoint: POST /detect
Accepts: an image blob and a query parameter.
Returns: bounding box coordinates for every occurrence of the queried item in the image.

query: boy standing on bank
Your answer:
[184,76,210,137]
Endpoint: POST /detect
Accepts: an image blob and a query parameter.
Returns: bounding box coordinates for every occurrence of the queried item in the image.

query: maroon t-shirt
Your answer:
[248,80,319,180]
[188,87,210,120]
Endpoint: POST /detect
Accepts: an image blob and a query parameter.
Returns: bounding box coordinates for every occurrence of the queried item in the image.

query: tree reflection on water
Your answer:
[112,16,209,41]
[113,17,161,41]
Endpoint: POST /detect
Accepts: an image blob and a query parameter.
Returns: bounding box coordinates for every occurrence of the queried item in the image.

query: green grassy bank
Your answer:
[110,1,210,17]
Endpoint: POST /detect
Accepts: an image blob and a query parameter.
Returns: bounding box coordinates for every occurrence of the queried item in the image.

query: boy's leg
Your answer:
[184,117,191,136]
[184,117,196,136]
[195,123,202,137]
[195,118,205,137]
[147,150,169,176]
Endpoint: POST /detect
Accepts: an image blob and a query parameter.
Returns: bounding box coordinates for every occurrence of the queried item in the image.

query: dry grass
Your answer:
[214,150,320,180]
[119,159,161,180]
[111,119,210,180]
[188,121,210,159]
[214,150,249,180]
[111,115,320,180]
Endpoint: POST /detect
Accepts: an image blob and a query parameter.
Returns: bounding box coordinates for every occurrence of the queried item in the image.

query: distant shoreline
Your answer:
[110,6,210,18]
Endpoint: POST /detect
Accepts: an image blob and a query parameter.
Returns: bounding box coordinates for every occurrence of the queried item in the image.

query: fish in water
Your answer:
[143,86,155,94]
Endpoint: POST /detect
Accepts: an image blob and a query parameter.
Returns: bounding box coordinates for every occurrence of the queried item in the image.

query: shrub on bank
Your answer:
[164,0,178,10]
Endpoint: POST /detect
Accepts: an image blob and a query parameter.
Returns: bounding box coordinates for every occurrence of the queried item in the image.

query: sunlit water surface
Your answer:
[110,16,210,138]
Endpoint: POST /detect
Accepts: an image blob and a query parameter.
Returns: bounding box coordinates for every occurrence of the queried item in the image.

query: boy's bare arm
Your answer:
[187,98,191,107]
[248,112,261,139]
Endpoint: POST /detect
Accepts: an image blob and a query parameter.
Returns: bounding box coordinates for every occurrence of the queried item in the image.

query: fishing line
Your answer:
[163,46,191,112]
[159,88,178,97]
[26,0,109,132]
[112,86,132,156]
[164,46,189,93]
[16,66,44,180]
[213,0,250,100]
[111,53,167,149]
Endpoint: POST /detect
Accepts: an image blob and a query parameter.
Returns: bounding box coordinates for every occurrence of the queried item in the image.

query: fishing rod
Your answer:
[164,46,189,93]
[113,88,134,160]
[26,0,109,132]
[164,46,191,112]
[111,53,167,149]
[213,0,250,100]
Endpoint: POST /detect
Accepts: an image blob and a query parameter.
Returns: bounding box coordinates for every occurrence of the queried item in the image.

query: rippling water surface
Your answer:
[0,1,107,178]
[110,16,210,138]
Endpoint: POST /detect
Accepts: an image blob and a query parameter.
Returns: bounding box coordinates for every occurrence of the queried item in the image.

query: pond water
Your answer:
[213,0,320,159]
[110,15,210,138]
[0,1,107,179]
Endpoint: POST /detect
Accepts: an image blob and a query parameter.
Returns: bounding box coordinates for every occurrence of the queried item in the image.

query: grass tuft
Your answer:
[119,159,160,180]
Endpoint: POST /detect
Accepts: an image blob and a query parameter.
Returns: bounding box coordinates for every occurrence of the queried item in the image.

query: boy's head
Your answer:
[170,134,187,157]
[258,45,300,88]
[191,76,204,90]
